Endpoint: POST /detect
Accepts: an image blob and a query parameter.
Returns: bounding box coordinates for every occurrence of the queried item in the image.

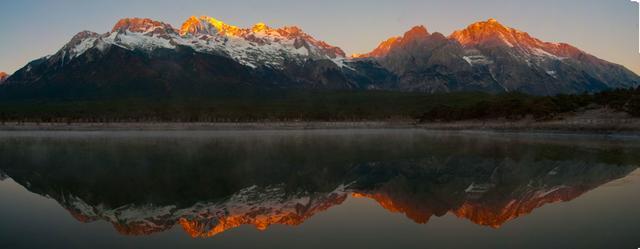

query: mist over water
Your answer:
[0,130,639,249]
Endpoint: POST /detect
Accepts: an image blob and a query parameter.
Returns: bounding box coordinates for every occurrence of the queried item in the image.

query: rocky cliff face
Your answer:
[352,18,640,94]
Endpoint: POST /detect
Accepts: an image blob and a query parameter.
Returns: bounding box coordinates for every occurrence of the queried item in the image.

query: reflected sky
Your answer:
[0,130,639,249]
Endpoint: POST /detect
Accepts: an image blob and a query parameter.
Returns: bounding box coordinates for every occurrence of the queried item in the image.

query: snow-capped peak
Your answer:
[46,30,101,63]
[45,16,347,70]
[177,16,345,58]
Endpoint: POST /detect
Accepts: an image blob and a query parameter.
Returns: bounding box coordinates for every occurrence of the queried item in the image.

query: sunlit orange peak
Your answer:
[351,36,400,59]
[179,16,243,36]
[112,18,173,33]
[252,22,271,33]
[179,16,202,35]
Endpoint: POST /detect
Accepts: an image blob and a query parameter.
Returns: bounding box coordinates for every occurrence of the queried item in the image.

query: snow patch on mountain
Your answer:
[103,30,176,51]
[463,55,493,66]
[531,48,566,61]
[69,37,98,58]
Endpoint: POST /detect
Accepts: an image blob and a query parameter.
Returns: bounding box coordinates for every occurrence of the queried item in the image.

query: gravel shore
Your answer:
[1,109,638,134]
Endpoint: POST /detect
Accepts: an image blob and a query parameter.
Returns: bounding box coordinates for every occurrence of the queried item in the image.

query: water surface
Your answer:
[0,130,639,249]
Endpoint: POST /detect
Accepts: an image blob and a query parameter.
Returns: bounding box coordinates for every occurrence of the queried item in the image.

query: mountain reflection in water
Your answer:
[0,130,637,238]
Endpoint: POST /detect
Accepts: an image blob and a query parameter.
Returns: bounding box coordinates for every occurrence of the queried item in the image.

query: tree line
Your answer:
[0,88,638,123]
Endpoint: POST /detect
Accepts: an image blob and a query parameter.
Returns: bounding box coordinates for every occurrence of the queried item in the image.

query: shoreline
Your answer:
[0,121,418,131]
[0,120,639,136]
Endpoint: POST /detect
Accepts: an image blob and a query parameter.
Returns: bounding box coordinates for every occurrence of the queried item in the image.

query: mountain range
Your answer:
[2,16,639,97]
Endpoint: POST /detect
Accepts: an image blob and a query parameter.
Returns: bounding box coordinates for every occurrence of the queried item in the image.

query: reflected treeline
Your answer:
[0,131,638,237]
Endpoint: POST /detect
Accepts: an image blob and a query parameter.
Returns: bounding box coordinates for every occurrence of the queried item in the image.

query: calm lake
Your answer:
[0,130,639,249]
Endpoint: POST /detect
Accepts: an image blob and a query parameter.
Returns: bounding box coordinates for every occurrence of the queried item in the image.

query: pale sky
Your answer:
[0,0,638,74]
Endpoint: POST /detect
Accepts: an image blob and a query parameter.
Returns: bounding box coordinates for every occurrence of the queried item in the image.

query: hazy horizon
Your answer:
[1,0,638,74]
